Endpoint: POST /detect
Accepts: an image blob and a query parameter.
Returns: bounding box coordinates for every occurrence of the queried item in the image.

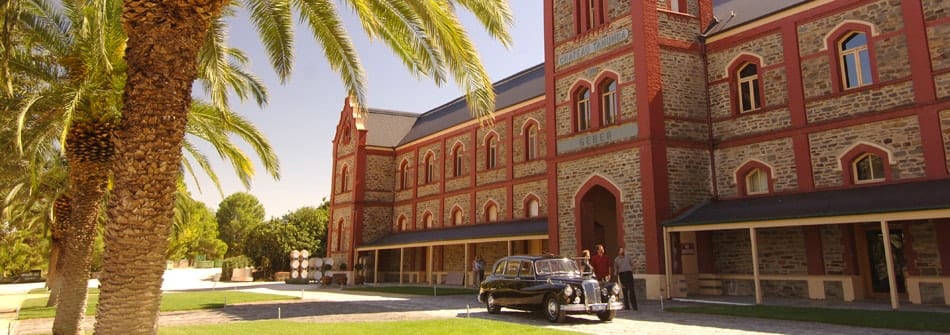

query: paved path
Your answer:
[4,269,949,335]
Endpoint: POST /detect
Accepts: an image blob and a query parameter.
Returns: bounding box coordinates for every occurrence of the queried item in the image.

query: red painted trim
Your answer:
[902,0,937,104]
[470,127,478,228]
[781,23,807,127]
[734,160,774,196]
[544,0,559,254]
[825,23,878,94]
[658,38,697,51]
[792,134,815,191]
[919,110,949,177]
[505,113,515,220]
[804,226,825,275]
[593,71,621,128]
[935,219,950,274]
[839,143,893,186]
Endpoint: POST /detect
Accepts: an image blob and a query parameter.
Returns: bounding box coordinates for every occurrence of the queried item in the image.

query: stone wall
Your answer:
[909,220,941,276]
[809,116,926,188]
[658,10,700,42]
[821,225,847,275]
[714,137,798,198]
[805,82,915,124]
[555,54,637,137]
[443,193,472,226]
[394,204,413,231]
[796,0,904,56]
[415,199,441,229]
[555,149,644,260]
[662,51,707,120]
[364,154,395,202]
[942,110,950,171]
[361,206,392,245]
[475,187,507,223]
[513,180,548,219]
[666,147,712,214]
[713,108,792,141]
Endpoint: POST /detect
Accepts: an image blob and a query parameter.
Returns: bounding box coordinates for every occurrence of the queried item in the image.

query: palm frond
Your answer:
[244,0,295,82]
[293,0,366,113]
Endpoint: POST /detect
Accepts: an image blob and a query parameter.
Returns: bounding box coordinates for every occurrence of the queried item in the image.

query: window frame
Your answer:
[485,202,498,222]
[525,122,539,161]
[424,152,435,184]
[599,78,618,126]
[452,207,463,226]
[339,165,349,193]
[852,153,886,184]
[453,144,464,177]
[735,161,773,196]
[574,86,591,132]
[727,55,766,116]
[736,63,762,113]
[399,159,410,190]
[526,197,540,217]
[839,143,892,186]
[826,23,878,93]
[838,32,873,89]
[486,134,498,170]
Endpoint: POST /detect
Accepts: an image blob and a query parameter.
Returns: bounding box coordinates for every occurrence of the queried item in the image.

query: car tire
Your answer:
[597,310,615,321]
[486,294,501,314]
[544,294,565,323]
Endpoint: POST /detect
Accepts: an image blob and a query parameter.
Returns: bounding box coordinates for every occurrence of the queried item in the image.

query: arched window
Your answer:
[424,152,435,184]
[397,216,407,232]
[399,160,410,190]
[853,153,885,183]
[525,123,538,161]
[745,168,769,195]
[423,212,434,228]
[453,144,464,177]
[736,161,773,196]
[342,127,351,143]
[839,32,872,89]
[575,87,591,131]
[485,203,498,222]
[486,135,498,169]
[339,166,349,193]
[452,208,463,226]
[526,198,540,217]
[335,219,344,251]
[737,63,761,113]
[600,79,618,126]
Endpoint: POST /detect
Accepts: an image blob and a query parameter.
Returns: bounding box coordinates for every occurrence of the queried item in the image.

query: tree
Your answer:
[244,204,328,278]
[215,192,265,258]
[98,1,513,332]
[168,186,227,263]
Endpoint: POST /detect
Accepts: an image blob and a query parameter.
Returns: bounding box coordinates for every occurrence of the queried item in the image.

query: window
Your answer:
[839,32,872,89]
[486,135,498,169]
[452,208,463,226]
[853,153,885,183]
[339,166,349,193]
[600,79,618,125]
[423,212,434,228]
[335,219,344,251]
[486,203,498,222]
[342,127,351,143]
[399,160,410,190]
[525,124,538,161]
[745,168,768,195]
[397,216,407,232]
[527,198,540,217]
[575,0,602,33]
[424,153,435,184]
[737,63,761,113]
[453,145,464,177]
[576,87,591,131]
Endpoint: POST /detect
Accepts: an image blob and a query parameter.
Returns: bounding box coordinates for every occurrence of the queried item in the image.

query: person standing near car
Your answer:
[613,247,638,311]
[590,244,611,282]
[473,255,485,284]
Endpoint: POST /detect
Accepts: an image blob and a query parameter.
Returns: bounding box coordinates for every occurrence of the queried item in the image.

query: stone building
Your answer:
[328,0,950,307]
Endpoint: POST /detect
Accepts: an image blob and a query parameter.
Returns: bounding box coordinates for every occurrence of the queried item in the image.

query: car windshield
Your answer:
[534,259,581,276]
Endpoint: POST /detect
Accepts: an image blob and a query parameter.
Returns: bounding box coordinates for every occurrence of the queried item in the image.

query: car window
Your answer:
[536,259,580,275]
[518,261,534,277]
[504,259,521,276]
[492,259,506,275]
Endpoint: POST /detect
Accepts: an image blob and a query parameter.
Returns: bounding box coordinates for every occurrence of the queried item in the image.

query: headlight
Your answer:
[563,285,574,297]
[612,284,621,295]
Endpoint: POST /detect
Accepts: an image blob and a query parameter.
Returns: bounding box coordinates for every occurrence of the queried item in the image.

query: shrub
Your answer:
[339,262,347,271]
[220,255,253,282]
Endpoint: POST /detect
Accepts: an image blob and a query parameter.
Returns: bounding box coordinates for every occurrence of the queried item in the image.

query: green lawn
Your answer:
[18,291,298,320]
[666,305,950,333]
[343,285,478,296]
[157,318,581,335]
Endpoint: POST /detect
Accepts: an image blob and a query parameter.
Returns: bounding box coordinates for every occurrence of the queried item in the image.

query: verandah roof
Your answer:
[356,218,548,251]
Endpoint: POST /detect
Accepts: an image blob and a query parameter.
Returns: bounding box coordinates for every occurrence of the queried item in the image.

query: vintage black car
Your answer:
[477,255,624,323]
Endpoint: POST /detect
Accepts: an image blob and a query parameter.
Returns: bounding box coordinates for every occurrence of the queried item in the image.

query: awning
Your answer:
[663,179,950,232]
[356,218,548,251]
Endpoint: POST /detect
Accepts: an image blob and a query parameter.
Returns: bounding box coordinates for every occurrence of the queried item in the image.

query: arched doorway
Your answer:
[576,184,620,258]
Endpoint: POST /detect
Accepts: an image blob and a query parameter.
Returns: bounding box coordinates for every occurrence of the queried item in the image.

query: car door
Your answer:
[508,260,538,307]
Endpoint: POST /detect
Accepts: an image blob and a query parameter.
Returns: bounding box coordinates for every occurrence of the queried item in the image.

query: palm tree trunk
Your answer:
[52,123,113,335]
[46,196,70,308]
[95,1,225,333]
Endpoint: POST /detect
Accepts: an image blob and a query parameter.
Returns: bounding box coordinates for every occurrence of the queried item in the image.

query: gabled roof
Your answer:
[711,0,808,34]
[397,63,546,146]
[358,218,548,249]
[363,108,417,147]
[664,179,950,228]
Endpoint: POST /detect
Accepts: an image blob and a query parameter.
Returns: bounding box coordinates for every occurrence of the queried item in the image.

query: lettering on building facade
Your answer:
[557,123,638,154]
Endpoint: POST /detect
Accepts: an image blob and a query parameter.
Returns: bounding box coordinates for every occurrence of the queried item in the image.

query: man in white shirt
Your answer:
[613,247,637,311]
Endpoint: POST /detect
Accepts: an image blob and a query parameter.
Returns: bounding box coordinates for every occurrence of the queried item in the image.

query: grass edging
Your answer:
[666,305,950,333]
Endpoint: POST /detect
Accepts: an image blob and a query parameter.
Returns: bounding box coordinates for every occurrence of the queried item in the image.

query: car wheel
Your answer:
[486,294,501,314]
[544,294,565,323]
[597,310,615,321]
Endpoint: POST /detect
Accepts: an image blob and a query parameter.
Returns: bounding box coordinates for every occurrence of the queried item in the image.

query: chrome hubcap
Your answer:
[547,299,557,316]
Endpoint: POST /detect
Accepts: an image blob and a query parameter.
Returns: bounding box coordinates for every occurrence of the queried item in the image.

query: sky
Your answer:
[185,2,546,218]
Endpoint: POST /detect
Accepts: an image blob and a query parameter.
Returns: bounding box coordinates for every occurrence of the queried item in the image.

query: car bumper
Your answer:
[561,301,624,313]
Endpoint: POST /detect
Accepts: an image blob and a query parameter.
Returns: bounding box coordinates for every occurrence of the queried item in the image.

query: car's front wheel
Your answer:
[486,293,501,314]
[544,294,565,323]
[597,310,615,321]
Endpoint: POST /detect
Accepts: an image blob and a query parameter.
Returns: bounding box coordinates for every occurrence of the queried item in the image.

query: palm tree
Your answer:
[97,1,512,332]
[5,1,276,333]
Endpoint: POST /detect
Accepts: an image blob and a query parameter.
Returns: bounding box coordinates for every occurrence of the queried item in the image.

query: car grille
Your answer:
[582,280,600,305]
